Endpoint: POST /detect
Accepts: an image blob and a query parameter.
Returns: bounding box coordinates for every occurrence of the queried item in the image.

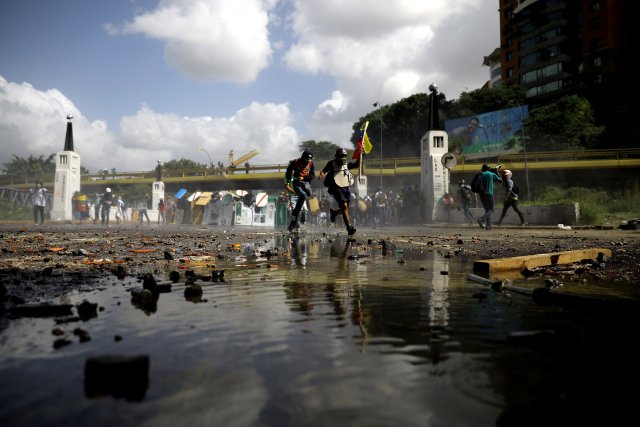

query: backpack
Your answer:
[470,173,485,193]
[512,183,520,194]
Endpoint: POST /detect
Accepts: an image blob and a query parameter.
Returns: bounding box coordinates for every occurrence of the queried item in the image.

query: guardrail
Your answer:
[1,148,638,187]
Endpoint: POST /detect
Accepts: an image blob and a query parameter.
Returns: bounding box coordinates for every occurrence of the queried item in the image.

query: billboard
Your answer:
[445,105,529,159]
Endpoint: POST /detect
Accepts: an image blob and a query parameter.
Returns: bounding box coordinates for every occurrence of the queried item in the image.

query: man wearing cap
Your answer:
[101,188,114,226]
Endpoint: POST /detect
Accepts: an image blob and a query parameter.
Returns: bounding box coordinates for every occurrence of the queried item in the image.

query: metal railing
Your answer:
[1,148,638,188]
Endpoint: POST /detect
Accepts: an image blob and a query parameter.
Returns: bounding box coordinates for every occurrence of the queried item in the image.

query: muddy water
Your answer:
[0,234,638,426]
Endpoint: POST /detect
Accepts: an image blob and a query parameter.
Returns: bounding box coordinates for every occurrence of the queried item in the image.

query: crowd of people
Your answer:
[27,155,526,230]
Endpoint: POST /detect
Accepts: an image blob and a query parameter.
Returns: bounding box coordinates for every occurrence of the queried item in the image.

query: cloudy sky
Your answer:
[0,0,499,173]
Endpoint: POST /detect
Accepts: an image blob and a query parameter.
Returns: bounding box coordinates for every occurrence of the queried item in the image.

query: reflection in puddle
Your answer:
[0,234,638,426]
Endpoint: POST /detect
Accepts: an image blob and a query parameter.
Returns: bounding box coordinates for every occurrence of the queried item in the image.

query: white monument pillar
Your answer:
[420,130,449,222]
[152,181,165,211]
[51,116,81,221]
[420,84,451,223]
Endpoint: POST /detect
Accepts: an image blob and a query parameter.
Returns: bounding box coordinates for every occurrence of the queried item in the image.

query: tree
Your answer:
[525,95,604,151]
[1,154,56,184]
[161,158,206,170]
[298,140,342,162]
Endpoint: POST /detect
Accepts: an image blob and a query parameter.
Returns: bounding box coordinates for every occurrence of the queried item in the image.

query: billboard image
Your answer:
[445,105,529,159]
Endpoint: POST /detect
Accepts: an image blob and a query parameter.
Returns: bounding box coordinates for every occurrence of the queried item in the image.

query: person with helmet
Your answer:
[496,169,527,226]
[456,179,476,225]
[477,163,502,230]
[284,149,315,232]
[319,148,360,236]
[101,187,114,226]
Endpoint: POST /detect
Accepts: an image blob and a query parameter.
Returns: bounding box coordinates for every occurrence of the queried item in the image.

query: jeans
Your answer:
[479,193,495,228]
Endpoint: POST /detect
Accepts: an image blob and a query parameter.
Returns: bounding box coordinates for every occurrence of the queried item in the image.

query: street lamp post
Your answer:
[373,102,383,192]
[508,100,530,201]
[197,147,213,168]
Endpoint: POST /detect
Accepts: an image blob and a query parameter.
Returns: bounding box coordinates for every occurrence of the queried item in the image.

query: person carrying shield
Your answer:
[319,148,360,236]
[285,149,315,232]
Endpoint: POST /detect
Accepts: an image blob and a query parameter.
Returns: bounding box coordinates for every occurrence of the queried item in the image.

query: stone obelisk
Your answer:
[420,84,450,222]
[50,115,81,221]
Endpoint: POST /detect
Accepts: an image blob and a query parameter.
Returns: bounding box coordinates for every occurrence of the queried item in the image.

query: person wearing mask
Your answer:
[284,149,315,232]
[319,148,359,236]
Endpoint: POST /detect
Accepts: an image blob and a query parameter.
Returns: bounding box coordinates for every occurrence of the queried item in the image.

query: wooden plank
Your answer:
[473,248,611,273]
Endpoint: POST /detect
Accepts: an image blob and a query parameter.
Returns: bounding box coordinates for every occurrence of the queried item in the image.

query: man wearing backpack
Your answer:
[285,149,315,232]
[477,164,502,230]
[496,169,528,226]
[456,179,476,225]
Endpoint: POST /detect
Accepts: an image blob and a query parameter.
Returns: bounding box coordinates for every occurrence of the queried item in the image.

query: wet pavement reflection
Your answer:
[1,233,639,426]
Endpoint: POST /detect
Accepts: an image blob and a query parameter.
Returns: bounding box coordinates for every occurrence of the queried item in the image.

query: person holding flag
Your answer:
[320,147,361,236]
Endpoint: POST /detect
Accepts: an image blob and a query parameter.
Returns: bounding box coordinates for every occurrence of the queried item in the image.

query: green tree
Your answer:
[525,95,604,151]
[298,140,341,162]
[162,158,206,170]
[350,94,431,159]
[1,154,56,184]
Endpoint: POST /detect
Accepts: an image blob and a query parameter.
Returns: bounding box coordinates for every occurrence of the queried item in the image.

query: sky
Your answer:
[0,0,499,173]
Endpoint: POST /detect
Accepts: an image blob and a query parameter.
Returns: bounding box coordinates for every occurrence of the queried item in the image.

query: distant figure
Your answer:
[442,192,455,223]
[115,195,125,224]
[245,162,250,174]
[30,181,47,225]
[477,164,502,230]
[456,179,475,225]
[157,198,166,224]
[496,169,527,226]
[101,188,113,226]
[155,162,163,181]
[138,193,151,224]
[93,193,101,224]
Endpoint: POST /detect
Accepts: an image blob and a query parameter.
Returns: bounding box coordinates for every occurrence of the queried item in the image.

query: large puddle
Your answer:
[1,233,638,426]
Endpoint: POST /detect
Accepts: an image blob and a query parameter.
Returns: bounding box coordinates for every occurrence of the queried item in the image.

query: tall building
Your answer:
[498,0,638,143]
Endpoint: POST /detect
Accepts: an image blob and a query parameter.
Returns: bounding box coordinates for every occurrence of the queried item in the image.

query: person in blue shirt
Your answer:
[477,164,502,230]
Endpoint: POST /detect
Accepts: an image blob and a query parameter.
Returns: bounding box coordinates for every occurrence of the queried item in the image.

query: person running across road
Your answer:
[284,149,315,232]
[477,164,502,230]
[496,169,528,226]
[456,179,476,225]
[319,148,360,236]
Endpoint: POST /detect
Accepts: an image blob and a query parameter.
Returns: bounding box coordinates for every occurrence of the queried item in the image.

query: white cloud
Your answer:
[120,101,300,167]
[0,76,115,173]
[107,0,274,83]
[286,0,495,145]
[0,75,300,174]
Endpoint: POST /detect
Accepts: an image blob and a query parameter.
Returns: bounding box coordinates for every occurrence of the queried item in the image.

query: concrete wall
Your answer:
[442,203,580,226]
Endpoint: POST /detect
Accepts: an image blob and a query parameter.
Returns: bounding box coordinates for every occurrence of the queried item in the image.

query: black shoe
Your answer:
[330,209,339,223]
[347,226,356,236]
[476,219,485,229]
